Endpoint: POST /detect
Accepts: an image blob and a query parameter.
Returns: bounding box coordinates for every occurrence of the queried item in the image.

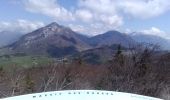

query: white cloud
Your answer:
[69,22,121,36]
[100,15,123,26]
[118,0,170,19]
[78,0,117,15]
[68,24,97,36]
[142,27,169,38]
[22,0,170,36]
[68,24,89,34]
[75,0,170,35]
[74,9,123,35]
[0,19,44,33]
[75,9,93,22]
[124,28,132,34]
[23,0,123,35]
[24,0,74,21]
[78,0,170,19]
[73,0,124,35]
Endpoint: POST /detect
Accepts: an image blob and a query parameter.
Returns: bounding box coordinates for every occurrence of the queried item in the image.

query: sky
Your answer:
[0,0,170,38]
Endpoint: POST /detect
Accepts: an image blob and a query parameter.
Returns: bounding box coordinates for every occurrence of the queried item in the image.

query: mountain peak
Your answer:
[45,22,73,32]
[90,30,135,47]
[107,30,120,33]
[38,22,65,36]
[46,22,61,28]
[96,30,125,38]
[104,30,123,35]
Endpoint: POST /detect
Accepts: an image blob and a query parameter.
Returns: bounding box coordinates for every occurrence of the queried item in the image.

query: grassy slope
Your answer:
[0,55,53,68]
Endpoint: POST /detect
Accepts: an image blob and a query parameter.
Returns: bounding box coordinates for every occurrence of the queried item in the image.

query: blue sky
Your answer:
[0,0,170,38]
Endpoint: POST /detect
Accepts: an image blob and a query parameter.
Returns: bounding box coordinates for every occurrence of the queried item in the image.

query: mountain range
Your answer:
[0,22,169,58]
[0,31,22,47]
[130,33,170,50]
[7,22,91,57]
[89,30,135,47]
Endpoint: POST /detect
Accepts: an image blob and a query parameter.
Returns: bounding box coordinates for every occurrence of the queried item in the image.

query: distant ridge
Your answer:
[89,30,135,47]
[6,22,91,57]
[1,22,169,58]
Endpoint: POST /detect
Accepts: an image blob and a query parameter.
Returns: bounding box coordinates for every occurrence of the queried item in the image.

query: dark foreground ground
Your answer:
[0,46,169,100]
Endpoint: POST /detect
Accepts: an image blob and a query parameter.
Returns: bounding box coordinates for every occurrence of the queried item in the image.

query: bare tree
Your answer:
[7,65,24,96]
[39,64,74,92]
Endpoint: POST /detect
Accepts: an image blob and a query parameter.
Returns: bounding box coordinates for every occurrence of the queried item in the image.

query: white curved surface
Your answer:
[1,90,163,100]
